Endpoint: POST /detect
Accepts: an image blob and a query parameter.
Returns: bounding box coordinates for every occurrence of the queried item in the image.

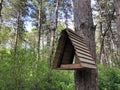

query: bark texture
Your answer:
[37,0,42,61]
[48,0,59,66]
[72,0,98,90]
[0,0,3,17]
[0,0,3,24]
[114,0,120,51]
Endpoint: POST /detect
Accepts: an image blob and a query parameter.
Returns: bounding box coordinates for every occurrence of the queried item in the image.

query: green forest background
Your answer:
[0,0,120,90]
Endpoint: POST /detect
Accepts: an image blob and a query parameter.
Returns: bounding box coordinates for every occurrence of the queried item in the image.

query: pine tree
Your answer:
[72,0,98,89]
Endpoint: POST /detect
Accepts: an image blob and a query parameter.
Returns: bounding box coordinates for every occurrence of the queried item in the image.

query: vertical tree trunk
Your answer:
[0,0,3,30]
[64,1,68,28]
[0,0,3,19]
[114,0,120,53]
[14,10,20,90]
[34,1,43,89]
[48,0,59,66]
[42,32,44,59]
[14,11,20,57]
[99,22,102,63]
[96,1,104,64]
[72,0,98,90]
[49,29,55,66]
[37,0,42,61]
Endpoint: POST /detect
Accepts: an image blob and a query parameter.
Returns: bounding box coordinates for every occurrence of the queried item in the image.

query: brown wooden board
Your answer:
[60,64,82,70]
[79,58,95,64]
[72,41,89,50]
[81,62,96,68]
[75,50,92,57]
[66,29,83,39]
[52,30,68,68]
[76,52,94,61]
[69,37,87,47]
[68,32,85,44]
[74,45,89,53]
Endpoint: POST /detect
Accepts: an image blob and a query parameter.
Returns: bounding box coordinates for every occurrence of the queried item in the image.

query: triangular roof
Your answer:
[52,28,96,70]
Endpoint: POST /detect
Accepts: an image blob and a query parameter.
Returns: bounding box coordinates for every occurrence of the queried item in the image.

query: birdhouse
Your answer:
[52,28,96,70]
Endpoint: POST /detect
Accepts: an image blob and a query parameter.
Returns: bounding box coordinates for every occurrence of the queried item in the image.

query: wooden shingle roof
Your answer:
[52,28,96,70]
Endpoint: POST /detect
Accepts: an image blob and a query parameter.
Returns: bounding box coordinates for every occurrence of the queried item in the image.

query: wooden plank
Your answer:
[73,42,89,51]
[79,56,94,61]
[75,50,92,57]
[79,58,95,64]
[68,32,84,41]
[69,37,87,47]
[72,41,88,49]
[68,33,86,43]
[76,52,94,61]
[66,29,83,39]
[81,62,96,69]
[53,31,68,68]
[60,64,82,69]
[68,32,85,44]
[75,47,90,54]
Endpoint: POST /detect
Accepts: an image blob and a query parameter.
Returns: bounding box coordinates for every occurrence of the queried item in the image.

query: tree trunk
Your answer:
[37,0,42,61]
[34,1,43,89]
[72,0,98,90]
[48,0,59,66]
[14,10,20,90]
[0,0,3,29]
[0,0,3,18]
[114,0,120,53]
[48,29,55,66]
[14,10,20,58]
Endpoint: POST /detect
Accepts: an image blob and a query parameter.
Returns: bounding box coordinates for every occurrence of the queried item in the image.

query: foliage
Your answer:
[98,65,120,90]
[0,0,120,90]
[0,48,120,90]
[0,47,74,90]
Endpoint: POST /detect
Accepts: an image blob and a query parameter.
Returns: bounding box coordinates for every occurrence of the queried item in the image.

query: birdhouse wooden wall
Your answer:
[52,28,96,70]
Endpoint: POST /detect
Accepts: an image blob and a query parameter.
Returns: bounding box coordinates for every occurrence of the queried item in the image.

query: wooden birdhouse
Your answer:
[52,28,96,70]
